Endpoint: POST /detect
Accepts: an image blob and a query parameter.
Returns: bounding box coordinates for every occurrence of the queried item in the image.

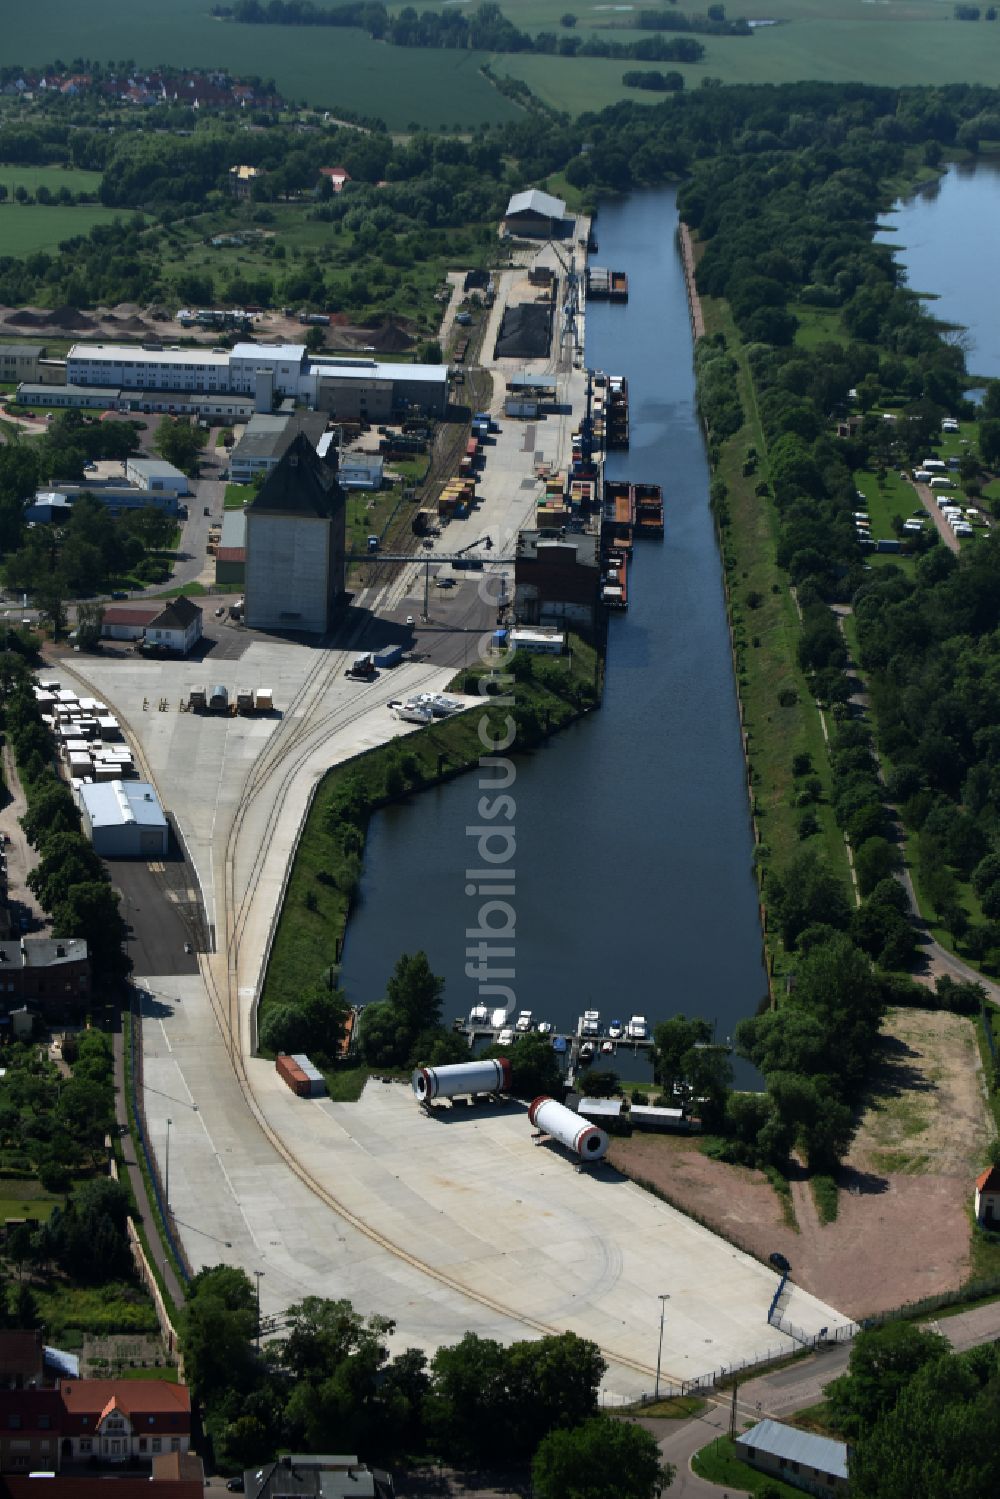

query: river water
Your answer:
[341,187,766,1082]
[878,160,1000,381]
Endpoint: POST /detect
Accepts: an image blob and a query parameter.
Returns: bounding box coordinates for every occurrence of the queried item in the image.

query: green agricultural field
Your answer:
[491,8,1000,113]
[0,163,102,197]
[0,204,126,257]
[1,0,523,131]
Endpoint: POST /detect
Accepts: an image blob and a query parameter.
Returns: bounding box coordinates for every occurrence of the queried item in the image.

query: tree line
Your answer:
[224,0,708,60]
[182,1265,671,1496]
[810,1321,1000,1499]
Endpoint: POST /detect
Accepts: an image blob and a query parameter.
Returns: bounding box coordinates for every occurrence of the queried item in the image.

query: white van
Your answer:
[913,469,932,482]
[921,459,947,472]
[929,476,953,489]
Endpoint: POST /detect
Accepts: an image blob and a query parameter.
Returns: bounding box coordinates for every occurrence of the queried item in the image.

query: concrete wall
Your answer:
[245,511,334,633]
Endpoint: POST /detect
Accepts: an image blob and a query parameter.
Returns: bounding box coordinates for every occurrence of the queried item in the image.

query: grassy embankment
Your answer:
[258,637,601,1062]
[698,290,853,982]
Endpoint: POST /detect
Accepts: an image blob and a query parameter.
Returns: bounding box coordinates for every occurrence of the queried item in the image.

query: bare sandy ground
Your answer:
[611,1009,992,1319]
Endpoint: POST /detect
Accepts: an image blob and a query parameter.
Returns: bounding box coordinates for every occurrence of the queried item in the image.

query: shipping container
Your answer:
[236,689,254,714]
[254,687,274,712]
[276,1054,310,1097]
[374,644,403,668]
[208,684,229,713]
[290,1053,326,1096]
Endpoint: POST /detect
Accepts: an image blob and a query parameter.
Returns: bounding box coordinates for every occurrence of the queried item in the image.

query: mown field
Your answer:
[2,0,523,131]
[0,204,127,256]
[0,163,102,196]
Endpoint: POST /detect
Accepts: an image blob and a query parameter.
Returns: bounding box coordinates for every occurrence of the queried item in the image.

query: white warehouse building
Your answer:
[62,342,450,418]
[125,457,190,496]
[78,780,170,858]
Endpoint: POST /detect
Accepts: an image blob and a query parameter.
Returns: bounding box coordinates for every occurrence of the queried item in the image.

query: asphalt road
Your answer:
[108,853,204,977]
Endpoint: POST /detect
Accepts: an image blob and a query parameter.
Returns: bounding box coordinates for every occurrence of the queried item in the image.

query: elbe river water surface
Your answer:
[340,186,766,1082]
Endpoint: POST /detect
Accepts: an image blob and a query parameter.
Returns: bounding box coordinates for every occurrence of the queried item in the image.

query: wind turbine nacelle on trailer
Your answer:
[528,1095,609,1162]
[411,1058,512,1103]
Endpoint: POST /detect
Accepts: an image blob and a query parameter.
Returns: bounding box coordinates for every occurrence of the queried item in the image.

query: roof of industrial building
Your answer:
[221,508,248,548]
[248,432,345,519]
[231,410,328,466]
[18,383,120,400]
[0,938,88,969]
[231,341,307,363]
[736,1420,849,1481]
[127,457,187,480]
[311,356,448,386]
[68,344,231,367]
[505,188,567,220]
[508,374,558,392]
[0,344,45,359]
[244,1457,389,1499]
[79,780,168,833]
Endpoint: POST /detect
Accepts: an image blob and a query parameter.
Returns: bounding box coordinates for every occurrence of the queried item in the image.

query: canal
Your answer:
[341,187,767,1082]
[878,159,1000,381]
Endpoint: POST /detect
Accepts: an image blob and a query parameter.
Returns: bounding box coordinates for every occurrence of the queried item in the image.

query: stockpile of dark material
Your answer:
[8,305,96,330]
[367,320,415,353]
[494,302,552,359]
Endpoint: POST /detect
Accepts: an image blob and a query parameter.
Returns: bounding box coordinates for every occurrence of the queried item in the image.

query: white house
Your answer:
[975,1165,1000,1226]
[101,605,159,642]
[143,596,203,655]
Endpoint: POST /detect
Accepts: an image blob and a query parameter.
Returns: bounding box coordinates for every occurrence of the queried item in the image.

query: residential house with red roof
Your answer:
[58,1381,191,1466]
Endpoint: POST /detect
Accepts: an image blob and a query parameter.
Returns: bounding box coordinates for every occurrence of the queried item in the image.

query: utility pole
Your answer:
[729,1380,738,1439]
[164,1117,172,1216]
[655,1293,670,1400]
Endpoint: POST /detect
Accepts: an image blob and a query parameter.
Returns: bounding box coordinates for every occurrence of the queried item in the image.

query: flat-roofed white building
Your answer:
[229,341,307,398]
[67,344,231,392]
[125,457,190,496]
[78,780,169,858]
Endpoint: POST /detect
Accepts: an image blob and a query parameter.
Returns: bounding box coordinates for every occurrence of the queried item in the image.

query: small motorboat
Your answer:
[608,1018,623,1039]
[393,701,432,725]
[552,1035,568,1053]
[537,1020,552,1035]
[579,1041,595,1063]
[601,1040,614,1055]
[515,1010,533,1032]
[469,1004,489,1026]
[627,1015,648,1039]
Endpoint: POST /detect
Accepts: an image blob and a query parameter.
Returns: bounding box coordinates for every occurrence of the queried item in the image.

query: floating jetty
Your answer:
[587,266,629,303]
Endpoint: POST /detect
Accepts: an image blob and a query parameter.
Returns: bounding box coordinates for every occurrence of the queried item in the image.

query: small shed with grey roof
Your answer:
[735,1419,849,1497]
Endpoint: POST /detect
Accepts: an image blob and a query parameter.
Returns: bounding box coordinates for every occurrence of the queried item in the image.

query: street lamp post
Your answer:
[254,1269,264,1353]
[655,1293,670,1400]
[164,1117,172,1217]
